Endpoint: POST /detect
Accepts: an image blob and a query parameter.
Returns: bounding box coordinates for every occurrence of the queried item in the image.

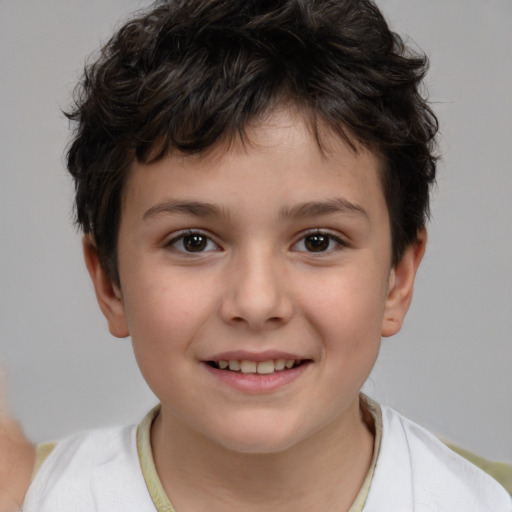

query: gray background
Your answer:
[1,0,511,462]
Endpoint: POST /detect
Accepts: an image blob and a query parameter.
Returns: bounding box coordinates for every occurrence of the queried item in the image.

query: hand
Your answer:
[0,367,36,512]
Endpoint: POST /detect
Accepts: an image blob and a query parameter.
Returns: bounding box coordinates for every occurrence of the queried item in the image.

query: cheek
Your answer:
[122,276,212,403]
[123,269,217,360]
[299,269,387,351]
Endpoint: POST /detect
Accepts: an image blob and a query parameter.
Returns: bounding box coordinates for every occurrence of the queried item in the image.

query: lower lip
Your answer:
[203,362,311,393]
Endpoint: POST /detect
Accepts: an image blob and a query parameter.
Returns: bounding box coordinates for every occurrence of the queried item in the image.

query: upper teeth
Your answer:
[216,359,299,374]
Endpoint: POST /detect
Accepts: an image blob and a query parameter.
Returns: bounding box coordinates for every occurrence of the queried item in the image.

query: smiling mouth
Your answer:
[207,359,308,375]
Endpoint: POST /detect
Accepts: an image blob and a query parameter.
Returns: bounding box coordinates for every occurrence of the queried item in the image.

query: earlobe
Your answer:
[381,229,426,337]
[82,236,130,338]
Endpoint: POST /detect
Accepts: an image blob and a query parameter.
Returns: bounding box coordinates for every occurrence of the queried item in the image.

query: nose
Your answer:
[219,247,293,330]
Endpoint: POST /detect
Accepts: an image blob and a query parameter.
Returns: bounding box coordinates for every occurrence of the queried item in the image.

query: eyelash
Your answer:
[291,230,349,254]
[165,229,348,255]
[166,230,220,254]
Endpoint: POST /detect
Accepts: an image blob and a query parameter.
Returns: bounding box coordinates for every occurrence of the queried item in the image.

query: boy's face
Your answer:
[87,108,423,454]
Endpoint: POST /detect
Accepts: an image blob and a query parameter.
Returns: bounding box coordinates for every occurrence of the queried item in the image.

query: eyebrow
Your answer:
[279,198,370,222]
[143,200,223,220]
[142,197,370,223]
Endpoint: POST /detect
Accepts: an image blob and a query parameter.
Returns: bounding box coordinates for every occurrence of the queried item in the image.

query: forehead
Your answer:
[121,108,386,222]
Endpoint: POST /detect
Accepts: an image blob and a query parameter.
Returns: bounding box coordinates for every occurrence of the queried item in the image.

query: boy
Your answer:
[2,0,511,510]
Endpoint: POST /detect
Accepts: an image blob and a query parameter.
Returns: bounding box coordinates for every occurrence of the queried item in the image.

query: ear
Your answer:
[381,229,427,337]
[82,235,130,338]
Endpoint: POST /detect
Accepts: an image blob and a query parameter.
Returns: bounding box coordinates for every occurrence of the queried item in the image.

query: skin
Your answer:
[84,108,425,511]
[0,370,36,512]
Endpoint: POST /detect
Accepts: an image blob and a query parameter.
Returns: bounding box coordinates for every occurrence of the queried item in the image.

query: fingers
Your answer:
[0,362,36,512]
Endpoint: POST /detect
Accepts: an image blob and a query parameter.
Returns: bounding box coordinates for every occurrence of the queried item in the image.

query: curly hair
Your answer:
[66,0,438,284]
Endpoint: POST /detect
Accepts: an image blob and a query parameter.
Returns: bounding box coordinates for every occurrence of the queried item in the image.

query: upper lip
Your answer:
[204,350,308,362]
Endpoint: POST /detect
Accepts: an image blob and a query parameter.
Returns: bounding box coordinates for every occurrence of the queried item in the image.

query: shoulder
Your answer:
[23,424,156,512]
[364,404,512,512]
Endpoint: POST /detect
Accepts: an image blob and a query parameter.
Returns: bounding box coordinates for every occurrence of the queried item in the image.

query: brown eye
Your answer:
[292,231,346,254]
[183,234,208,252]
[168,231,219,253]
[304,234,330,252]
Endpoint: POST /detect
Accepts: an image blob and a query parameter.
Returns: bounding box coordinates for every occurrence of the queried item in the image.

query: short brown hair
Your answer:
[66,0,438,284]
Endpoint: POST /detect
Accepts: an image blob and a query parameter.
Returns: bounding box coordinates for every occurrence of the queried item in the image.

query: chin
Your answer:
[204,416,306,455]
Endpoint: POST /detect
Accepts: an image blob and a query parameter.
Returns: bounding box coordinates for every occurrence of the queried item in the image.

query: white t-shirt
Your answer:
[23,401,511,511]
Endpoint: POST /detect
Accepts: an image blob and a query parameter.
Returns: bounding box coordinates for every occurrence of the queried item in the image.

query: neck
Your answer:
[151,398,375,512]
